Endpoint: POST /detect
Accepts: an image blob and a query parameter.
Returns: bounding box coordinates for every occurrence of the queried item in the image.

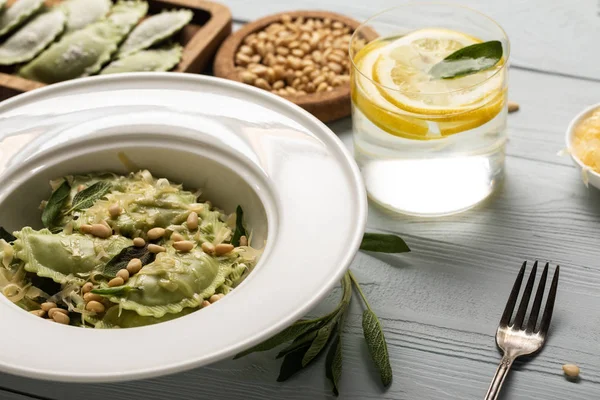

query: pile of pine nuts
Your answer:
[235,14,352,96]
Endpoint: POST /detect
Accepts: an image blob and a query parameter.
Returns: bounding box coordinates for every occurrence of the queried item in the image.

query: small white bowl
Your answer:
[566,103,600,189]
[0,73,367,382]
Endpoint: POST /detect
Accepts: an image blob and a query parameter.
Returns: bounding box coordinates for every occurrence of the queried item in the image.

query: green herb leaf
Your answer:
[360,233,410,253]
[277,342,312,382]
[0,227,16,243]
[67,181,112,212]
[362,309,393,387]
[301,321,337,367]
[231,205,247,247]
[429,40,502,79]
[41,180,70,228]
[276,329,319,359]
[234,318,328,359]
[325,331,343,396]
[91,286,132,296]
[102,244,156,277]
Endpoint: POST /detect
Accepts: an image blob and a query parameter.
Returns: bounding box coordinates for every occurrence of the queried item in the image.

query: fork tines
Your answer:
[500,261,560,335]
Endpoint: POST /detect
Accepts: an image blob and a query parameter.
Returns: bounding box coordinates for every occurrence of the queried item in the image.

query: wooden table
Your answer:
[1,1,600,399]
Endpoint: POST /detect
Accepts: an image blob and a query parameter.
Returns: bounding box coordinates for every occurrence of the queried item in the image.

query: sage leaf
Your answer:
[362,309,392,387]
[0,227,16,243]
[41,180,70,228]
[231,205,247,247]
[276,328,319,359]
[67,181,112,212]
[277,342,312,382]
[360,233,410,253]
[301,321,337,367]
[234,318,327,359]
[102,244,156,277]
[429,40,502,79]
[325,331,343,396]
[91,285,132,296]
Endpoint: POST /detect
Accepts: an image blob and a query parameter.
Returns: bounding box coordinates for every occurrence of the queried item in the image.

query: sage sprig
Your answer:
[66,181,112,213]
[41,180,70,228]
[360,233,410,253]
[234,233,409,395]
[231,205,247,247]
[102,244,156,277]
[429,40,502,80]
[349,271,392,386]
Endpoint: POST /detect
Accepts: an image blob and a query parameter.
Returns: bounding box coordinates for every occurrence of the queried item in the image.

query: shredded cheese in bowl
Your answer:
[572,108,600,173]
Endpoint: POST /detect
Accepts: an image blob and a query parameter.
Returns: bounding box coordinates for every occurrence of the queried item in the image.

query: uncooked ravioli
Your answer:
[0,10,66,65]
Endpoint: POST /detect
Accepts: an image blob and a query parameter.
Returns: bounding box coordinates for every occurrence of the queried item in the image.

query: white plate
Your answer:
[0,73,367,382]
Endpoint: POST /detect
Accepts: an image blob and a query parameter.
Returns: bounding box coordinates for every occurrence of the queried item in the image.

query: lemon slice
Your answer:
[352,28,506,140]
[353,41,430,139]
[371,28,503,114]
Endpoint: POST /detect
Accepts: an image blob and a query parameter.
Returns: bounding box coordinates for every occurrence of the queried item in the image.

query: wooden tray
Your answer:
[214,10,377,123]
[0,0,232,100]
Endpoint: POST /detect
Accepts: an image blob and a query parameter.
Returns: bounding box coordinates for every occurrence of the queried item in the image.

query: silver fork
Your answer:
[484,261,560,400]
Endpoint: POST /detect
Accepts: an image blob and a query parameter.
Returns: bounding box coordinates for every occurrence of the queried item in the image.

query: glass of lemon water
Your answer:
[350,4,509,216]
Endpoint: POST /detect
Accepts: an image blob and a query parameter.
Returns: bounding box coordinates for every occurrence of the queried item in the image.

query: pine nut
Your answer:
[317,82,329,92]
[235,53,251,66]
[240,70,257,84]
[209,294,220,303]
[48,308,68,319]
[82,282,94,294]
[108,203,122,218]
[508,101,519,113]
[148,244,166,253]
[30,309,45,317]
[90,223,112,238]
[563,364,580,378]
[126,258,143,274]
[173,240,194,252]
[133,237,145,247]
[41,302,57,312]
[171,232,185,242]
[273,80,285,90]
[276,47,289,56]
[86,300,105,313]
[52,312,70,324]
[116,269,129,281]
[239,45,253,55]
[251,54,261,63]
[254,78,271,90]
[201,242,215,254]
[147,227,165,240]
[80,224,92,234]
[215,243,234,256]
[328,62,343,74]
[84,292,103,303]
[202,300,211,307]
[249,64,268,76]
[109,277,124,287]
[187,212,199,230]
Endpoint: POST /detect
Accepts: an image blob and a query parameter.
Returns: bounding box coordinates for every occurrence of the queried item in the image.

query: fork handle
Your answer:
[484,355,514,400]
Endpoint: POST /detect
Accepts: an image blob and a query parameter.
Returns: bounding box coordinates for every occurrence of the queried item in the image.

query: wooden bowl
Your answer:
[213,10,377,123]
[0,0,232,101]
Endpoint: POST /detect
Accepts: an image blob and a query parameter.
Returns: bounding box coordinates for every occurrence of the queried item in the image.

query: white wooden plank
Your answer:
[1,69,600,399]
[225,0,600,80]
